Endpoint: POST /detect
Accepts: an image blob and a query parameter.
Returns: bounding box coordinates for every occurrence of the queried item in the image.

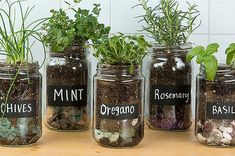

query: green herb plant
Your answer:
[134,0,201,47]
[42,0,110,53]
[0,0,46,118]
[186,43,219,81]
[92,33,150,73]
[226,43,235,66]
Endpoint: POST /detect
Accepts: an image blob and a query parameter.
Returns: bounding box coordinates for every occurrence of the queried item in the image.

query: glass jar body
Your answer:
[93,64,144,148]
[195,65,235,147]
[45,45,91,131]
[146,45,192,130]
[0,61,42,146]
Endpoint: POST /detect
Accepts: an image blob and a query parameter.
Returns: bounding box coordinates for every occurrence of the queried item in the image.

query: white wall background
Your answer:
[2,0,235,116]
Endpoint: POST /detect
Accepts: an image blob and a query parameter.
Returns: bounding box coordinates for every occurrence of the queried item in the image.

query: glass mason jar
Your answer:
[0,61,42,146]
[195,64,235,147]
[93,64,144,148]
[146,44,192,130]
[45,45,91,131]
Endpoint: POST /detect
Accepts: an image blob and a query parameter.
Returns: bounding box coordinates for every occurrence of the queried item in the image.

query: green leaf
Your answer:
[206,43,219,55]
[225,43,235,65]
[186,46,204,62]
[204,55,218,81]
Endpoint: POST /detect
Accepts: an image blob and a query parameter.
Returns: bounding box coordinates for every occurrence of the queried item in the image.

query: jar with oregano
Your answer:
[92,34,149,148]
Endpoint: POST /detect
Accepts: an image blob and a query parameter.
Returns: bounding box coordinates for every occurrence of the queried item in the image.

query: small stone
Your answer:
[131,119,138,127]
[207,129,223,145]
[223,132,232,140]
[161,119,173,130]
[202,122,213,133]
[219,126,233,133]
[196,133,207,143]
[212,128,223,137]
[94,129,104,140]
[120,128,135,139]
[231,120,235,126]
[109,132,119,143]
[221,138,231,146]
[103,132,112,138]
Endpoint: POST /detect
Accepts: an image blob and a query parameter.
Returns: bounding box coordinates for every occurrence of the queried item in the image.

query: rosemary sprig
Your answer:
[134,0,201,47]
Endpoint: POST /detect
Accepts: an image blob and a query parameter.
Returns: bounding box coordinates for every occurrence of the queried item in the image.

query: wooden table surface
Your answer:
[0,124,235,156]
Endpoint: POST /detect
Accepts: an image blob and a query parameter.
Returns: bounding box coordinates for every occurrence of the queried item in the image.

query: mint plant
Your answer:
[186,43,219,80]
[134,0,200,47]
[42,1,110,53]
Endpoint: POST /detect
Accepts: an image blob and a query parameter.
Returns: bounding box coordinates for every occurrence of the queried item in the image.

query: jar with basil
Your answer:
[42,1,110,131]
[92,34,149,148]
[188,43,235,147]
[0,0,45,146]
[135,0,200,130]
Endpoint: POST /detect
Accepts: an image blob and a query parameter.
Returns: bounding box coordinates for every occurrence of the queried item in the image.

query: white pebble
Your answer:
[95,129,104,140]
[213,128,223,137]
[221,138,231,146]
[109,132,119,143]
[132,118,138,126]
[196,133,207,143]
[219,126,233,133]
[223,132,232,140]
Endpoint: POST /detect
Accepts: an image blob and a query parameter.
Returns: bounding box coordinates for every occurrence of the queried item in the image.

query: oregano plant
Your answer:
[186,43,219,81]
[42,0,110,53]
[134,0,201,47]
[92,33,150,73]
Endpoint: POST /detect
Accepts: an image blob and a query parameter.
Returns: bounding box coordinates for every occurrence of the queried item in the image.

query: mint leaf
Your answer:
[206,43,219,55]
[204,55,218,81]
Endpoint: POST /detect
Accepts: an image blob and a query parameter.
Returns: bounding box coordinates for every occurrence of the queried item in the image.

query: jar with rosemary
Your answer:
[92,34,150,148]
[0,0,46,146]
[42,1,110,131]
[135,0,201,130]
[188,43,235,147]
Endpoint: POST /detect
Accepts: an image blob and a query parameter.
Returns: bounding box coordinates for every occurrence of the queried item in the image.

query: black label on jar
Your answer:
[0,100,36,118]
[47,85,87,107]
[99,104,139,120]
[207,102,235,119]
[150,85,191,105]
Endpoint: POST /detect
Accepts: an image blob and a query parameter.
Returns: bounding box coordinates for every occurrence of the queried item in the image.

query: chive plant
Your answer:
[0,0,46,117]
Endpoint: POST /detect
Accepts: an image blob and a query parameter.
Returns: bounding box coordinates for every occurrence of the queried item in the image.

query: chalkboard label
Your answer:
[150,85,191,106]
[207,102,235,119]
[99,104,139,120]
[47,85,87,107]
[0,100,36,118]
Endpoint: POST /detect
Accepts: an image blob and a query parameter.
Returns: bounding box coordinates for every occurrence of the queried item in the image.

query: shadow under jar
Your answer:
[0,61,42,146]
[146,44,192,131]
[45,45,90,131]
[195,65,235,147]
[93,64,144,148]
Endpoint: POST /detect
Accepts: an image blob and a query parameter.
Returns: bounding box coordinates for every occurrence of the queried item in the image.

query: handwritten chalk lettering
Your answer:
[154,89,190,103]
[99,104,138,120]
[0,101,36,118]
[207,103,235,119]
[53,88,84,102]
[150,85,191,106]
[47,85,87,107]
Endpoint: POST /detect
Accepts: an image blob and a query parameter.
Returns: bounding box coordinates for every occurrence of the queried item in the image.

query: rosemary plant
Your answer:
[0,0,46,117]
[134,0,201,47]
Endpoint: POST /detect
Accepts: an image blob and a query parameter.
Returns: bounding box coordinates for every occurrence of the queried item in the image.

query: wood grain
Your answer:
[0,124,234,156]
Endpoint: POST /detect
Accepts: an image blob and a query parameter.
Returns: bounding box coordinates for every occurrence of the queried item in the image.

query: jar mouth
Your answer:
[0,60,39,71]
[97,64,141,75]
[49,44,88,55]
[150,42,192,50]
[200,64,232,74]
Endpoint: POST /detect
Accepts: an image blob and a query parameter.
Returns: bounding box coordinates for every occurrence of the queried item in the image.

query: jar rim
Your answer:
[200,64,232,73]
[0,60,39,71]
[150,42,193,50]
[49,44,88,55]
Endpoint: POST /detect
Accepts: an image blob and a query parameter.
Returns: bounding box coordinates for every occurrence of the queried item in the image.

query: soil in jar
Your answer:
[46,50,89,131]
[0,74,41,146]
[195,74,235,146]
[148,50,192,130]
[94,78,144,148]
